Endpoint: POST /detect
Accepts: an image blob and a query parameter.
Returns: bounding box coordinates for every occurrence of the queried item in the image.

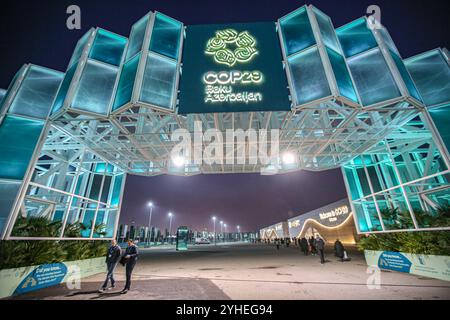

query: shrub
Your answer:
[358,231,450,256]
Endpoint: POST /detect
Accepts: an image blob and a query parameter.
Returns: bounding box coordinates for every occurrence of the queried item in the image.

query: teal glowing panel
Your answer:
[71,60,118,115]
[113,53,140,111]
[110,174,123,207]
[429,107,450,152]
[0,116,44,180]
[288,47,331,105]
[149,12,182,60]
[327,48,358,103]
[337,18,378,58]
[126,15,149,61]
[312,7,341,54]
[140,52,177,110]
[9,66,63,119]
[389,50,421,101]
[279,7,316,56]
[68,31,91,68]
[405,50,450,107]
[0,181,21,236]
[89,29,127,67]
[51,62,78,115]
[348,48,400,106]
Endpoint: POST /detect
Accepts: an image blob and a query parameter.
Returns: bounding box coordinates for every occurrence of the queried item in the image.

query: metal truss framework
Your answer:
[0,5,449,240]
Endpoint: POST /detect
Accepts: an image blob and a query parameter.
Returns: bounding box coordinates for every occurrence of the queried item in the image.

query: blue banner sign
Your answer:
[377,251,412,273]
[13,262,68,295]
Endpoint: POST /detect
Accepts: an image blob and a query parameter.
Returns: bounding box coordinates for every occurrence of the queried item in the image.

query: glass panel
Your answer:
[140,52,177,109]
[0,66,26,113]
[9,66,63,119]
[100,175,112,203]
[348,48,401,106]
[429,107,450,151]
[113,53,140,111]
[327,47,358,102]
[51,62,78,115]
[288,47,331,105]
[149,12,182,60]
[0,116,44,180]
[68,31,91,68]
[0,181,21,236]
[313,7,340,54]
[110,174,123,207]
[88,174,103,201]
[389,50,421,101]
[279,7,316,56]
[71,60,118,115]
[336,18,378,58]
[81,205,97,238]
[0,89,6,107]
[126,14,149,61]
[405,50,450,107]
[379,27,399,56]
[89,29,127,67]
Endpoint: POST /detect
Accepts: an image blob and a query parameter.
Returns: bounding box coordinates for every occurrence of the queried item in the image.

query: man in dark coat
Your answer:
[121,239,139,294]
[300,237,308,255]
[99,239,121,292]
[308,237,316,255]
[314,235,325,264]
[334,239,345,261]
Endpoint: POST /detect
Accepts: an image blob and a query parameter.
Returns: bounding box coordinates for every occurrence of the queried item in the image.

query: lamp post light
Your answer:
[224,223,227,241]
[237,225,240,242]
[220,221,223,242]
[168,212,173,244]
[147,202,153,247]
[212,216,217,246]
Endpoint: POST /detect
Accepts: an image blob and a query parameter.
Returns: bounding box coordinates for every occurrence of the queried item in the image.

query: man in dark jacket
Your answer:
[314,235,325,264]
[334,239,345,262]
[121,239,139,294]
[300,237,308,255]
[100,239,121,292]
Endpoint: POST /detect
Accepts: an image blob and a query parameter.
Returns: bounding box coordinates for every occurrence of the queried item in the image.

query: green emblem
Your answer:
[205,29,258,67]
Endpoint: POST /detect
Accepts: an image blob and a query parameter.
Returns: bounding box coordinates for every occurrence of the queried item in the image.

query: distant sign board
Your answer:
[287,199,352,237]
[179,22,291,114]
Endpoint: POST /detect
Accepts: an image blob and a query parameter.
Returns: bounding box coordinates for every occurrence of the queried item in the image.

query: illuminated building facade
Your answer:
[0,5,449,241]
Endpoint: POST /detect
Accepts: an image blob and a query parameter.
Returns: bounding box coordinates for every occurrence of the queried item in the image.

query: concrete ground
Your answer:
[10,243,450,300]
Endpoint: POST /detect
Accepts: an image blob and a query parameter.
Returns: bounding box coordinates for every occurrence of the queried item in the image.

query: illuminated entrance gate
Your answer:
[0,5,449,240]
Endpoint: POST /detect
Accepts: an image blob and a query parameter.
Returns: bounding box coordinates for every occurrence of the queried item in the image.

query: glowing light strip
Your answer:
[293,212,355,239]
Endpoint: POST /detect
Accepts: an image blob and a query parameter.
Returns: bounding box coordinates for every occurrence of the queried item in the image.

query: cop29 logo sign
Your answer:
[205,29,258,67]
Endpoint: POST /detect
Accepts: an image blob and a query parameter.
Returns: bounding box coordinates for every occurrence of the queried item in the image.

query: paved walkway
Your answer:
[10,243,450,300]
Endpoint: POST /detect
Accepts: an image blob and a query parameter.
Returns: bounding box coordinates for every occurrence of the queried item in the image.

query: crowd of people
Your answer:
[263,235,349,264]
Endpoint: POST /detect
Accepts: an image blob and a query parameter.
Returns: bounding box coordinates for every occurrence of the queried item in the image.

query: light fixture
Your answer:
[172,155,185,167]
[168,212,173,217]
[282,152,296,165]
[148,202,153,207]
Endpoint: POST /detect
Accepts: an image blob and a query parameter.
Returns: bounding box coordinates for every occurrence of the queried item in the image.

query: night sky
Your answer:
[1,0,449,232]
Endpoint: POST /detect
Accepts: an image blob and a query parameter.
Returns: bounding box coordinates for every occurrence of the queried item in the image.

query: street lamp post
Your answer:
[237,225,240,242]
[168,212,173,244]
[220,221,223,242]
[212,216,217,246]
[224,223,227,242]
[147,202,153,247]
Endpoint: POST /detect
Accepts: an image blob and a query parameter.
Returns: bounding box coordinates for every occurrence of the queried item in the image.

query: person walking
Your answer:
[276,238,280,250]
[315,235,326,264]
[308,236,316,255]
[334,239,345,262]
[300,237,308,255]
[99,239,121,292]
[121,239,139,294]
